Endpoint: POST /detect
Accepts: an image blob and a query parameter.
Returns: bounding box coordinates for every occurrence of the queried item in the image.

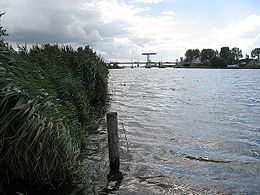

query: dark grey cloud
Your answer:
[6,30,72,44]
[1,0,127,45]
[94,21,128,38]
[1,0,143,61]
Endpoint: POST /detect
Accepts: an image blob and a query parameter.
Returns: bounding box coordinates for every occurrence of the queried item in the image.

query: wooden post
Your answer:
[106,112,123,180]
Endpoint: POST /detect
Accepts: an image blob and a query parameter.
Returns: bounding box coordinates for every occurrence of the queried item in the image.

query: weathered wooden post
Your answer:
[106,112,123,181]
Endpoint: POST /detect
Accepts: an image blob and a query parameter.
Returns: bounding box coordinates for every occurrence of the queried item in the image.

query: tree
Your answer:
[201,49,216,63]
[209,56,226,68]
[0,12,8,37]
[220,47,230,61]
[251,48,260,59]
[230,47,242,64]
[185,49,193,62]
[226,53,235,65]
[185,49,200,62]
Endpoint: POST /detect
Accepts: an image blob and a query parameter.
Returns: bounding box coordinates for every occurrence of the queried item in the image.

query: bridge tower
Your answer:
[142,53,157,68]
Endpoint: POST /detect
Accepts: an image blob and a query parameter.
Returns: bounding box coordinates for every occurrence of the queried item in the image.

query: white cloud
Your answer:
[1,0,260,61]
[87,30,103,42]
[210,14,260,55]
[130,0,163,3]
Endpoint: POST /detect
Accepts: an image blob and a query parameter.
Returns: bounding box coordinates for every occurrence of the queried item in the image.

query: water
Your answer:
[108,68,260,194]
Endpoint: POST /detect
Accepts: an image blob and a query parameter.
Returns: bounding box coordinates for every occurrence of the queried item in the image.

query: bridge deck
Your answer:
[107,61,176,65]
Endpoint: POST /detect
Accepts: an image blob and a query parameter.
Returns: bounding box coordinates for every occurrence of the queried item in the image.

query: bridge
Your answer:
[142,52,157,68]
[107,61,177,68]
[107,52,177,68]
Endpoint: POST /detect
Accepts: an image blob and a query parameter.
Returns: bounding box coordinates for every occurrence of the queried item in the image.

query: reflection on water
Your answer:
[108,68,260,194]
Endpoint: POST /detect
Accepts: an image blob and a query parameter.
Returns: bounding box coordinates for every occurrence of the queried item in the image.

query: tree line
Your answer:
[181,46,260,68]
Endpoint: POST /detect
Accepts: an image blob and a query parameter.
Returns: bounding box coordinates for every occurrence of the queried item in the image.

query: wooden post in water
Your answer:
[106,112,123,180]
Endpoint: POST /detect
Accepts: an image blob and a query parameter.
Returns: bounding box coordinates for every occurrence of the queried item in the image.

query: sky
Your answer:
[1,0,260,62]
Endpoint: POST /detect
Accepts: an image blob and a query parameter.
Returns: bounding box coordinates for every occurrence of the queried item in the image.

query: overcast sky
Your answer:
[1,0,260,61]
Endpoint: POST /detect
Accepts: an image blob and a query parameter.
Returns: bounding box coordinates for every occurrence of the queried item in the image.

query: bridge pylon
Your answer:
[142,53,157,68]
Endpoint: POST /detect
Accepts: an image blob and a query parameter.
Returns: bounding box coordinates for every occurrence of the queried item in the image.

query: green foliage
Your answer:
[225,47,243,64]
[251,48,260,59]
[209,56,226,68]
[0,42,108,188]
[183,46,244,68]
[26,44,108,124]
[185,49,200,62]
[245,60,260,68]
[219,46,231,63]
[231,47,242,63]
[201,49,216,63]
[219,47,242,65]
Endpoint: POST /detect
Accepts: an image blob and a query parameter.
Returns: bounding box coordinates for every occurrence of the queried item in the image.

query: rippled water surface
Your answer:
[108,68,260,194]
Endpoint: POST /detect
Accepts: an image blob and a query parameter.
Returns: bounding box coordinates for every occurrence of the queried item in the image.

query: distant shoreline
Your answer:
[109,66,260,69]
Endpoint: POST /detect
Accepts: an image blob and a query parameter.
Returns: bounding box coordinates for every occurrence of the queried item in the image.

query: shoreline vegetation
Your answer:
[0,13,109,194]
[176,47,260,69]
[108,47,260,69]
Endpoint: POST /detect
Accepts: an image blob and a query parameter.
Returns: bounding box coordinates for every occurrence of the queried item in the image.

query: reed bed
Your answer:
[0,42,108,190]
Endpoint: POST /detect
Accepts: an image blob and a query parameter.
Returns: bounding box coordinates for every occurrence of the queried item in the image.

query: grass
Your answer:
[0,41,109,191]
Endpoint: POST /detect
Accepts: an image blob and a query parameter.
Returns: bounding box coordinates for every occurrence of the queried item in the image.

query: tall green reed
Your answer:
[0,42,108,188]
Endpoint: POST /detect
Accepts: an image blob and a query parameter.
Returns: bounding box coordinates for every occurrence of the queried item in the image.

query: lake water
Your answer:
[108,68,260,194]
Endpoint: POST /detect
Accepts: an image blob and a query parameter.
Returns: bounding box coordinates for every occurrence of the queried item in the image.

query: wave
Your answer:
[181,153,232,163]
